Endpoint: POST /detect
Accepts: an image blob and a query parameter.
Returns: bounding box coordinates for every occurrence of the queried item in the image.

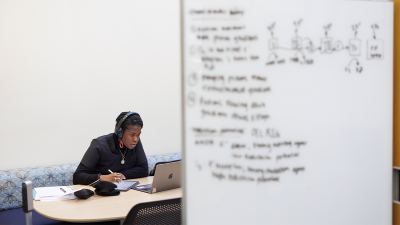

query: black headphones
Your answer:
[114,112,139,139]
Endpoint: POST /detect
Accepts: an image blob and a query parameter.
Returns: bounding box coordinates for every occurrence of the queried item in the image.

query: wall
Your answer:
[0,0,181,170]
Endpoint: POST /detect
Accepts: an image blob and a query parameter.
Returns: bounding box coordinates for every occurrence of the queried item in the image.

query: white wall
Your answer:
[0,0,181,170]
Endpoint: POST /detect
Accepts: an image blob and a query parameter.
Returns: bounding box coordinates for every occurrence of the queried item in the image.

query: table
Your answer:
[33,176,182,223]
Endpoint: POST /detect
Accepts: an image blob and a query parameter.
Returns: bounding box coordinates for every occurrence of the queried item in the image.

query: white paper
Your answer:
[39,193,76,202]
[34,186,76,201]
[35,186,71,197]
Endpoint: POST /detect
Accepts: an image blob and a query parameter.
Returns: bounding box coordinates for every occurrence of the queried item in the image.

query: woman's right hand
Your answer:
[100,173,125,183]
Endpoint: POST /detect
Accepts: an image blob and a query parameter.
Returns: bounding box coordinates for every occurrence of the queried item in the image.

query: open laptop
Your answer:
[131,161,181,194]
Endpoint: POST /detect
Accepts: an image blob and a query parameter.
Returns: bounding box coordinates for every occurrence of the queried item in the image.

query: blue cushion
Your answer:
[0,163,79,212]
[0,153,182,212]
[146,153,182,175]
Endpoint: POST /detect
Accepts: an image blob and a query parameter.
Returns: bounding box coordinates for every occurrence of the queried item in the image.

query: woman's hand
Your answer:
[100,173,126,183]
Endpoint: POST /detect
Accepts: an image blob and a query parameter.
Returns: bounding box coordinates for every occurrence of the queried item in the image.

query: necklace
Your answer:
[117,146,127,164]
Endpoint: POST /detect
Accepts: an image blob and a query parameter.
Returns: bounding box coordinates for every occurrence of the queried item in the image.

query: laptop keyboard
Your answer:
[134,184,152,192]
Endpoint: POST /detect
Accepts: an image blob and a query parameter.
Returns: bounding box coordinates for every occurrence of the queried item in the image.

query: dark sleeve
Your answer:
[119,140,148,178]
[73,139,101,185]
[73,163,99,185]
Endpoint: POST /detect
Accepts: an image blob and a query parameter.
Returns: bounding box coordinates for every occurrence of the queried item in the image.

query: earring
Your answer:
[119,141,124,148]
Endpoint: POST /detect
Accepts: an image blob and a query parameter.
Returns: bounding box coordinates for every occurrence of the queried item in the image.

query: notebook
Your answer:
[131,161,181,194]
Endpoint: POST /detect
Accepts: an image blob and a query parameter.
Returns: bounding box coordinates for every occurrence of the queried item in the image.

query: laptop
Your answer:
[131,161,181,194]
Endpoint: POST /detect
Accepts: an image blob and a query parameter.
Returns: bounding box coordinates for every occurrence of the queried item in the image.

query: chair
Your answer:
[122,198,181,225]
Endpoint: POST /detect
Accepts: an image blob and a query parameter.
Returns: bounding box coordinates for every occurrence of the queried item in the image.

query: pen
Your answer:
[108,169,125,180]
[60,187,66,193]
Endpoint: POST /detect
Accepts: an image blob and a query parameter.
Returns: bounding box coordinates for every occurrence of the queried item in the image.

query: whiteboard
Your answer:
[182,0,393,224]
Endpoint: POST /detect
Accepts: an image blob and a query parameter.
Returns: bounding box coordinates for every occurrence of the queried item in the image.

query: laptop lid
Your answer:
[150,161,181,193]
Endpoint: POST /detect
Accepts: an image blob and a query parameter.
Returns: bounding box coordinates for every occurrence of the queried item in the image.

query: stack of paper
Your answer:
[34,186,76,202]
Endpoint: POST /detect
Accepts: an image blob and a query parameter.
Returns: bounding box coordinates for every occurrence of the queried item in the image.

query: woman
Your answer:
[73,112,148,185]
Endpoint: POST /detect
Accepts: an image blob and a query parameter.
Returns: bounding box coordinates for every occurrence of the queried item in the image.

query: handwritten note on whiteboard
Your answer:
[182,0,393,224]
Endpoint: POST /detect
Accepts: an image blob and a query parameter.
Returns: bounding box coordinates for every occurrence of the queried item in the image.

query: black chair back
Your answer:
[122,197,181,225]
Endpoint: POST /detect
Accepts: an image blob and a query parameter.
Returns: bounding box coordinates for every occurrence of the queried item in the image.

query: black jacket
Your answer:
[73,133,148,185]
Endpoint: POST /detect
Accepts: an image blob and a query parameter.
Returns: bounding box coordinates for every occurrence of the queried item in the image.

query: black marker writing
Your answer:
[266,167,289,173]
[234,35,258,43]
[190,9,226,15]
[276,153,299,161]
[253,143,272,150]
[257,176,279,183]
[212,172,225,180]
[273,141,292,147]
[202,75,225,82]
[191,26,217,32]
[229,174,254,181]
[222,26,245,31]
[245,154,271,160]
[214,35,230,42]
[202,85,246,93]
[228,75,247,82]
[231,143,246,149]
[251,75,267,82]
[195,140,213,145]
[202,56,223,63]
[220,128,244,134]
[232,113,248,121]
[201,109,228,118]
[293,167,305,174]
[200,97,222,106]
[251,102,266,108]
[192,127,217,134]
[249,87,271,95]
[226,100,248,109]
[294,141,307,148]
[251,114,270,121]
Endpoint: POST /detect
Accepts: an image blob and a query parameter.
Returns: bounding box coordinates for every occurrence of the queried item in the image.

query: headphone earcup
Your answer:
[117,128,123,139]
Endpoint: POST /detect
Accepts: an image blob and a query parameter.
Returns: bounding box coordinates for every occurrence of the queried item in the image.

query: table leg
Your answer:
[25,211,32,225]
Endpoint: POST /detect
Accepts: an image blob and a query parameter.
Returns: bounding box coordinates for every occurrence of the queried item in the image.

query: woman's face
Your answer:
[120,125,141,149]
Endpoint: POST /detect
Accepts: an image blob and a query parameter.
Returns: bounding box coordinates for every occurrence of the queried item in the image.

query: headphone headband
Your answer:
[114,112,138,135]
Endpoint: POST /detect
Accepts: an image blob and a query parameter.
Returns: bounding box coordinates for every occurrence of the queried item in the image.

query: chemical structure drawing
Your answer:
[320,23,333,54]
[349,23,361,56]
[267,22,286,65]
[303,38,316,54]
[291,19,303,50]
[268,22,278,50]
[266,20,385,73]
[345,58,363,73]
[266,52,285,65]
[367,24,384,60]
[345,23,363,73]
[290,50,313,65]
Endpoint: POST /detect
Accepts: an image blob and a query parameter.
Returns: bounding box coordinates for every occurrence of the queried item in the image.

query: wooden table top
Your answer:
[33,176,182,222]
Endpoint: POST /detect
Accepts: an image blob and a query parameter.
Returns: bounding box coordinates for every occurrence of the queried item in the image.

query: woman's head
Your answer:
[115,112,143,149]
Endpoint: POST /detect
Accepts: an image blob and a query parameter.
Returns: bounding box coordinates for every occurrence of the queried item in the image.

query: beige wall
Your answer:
[0,0,181,170]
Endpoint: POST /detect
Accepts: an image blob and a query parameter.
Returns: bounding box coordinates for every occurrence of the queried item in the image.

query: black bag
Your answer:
[74,189,94,199]
[92,181,120,196]
[149,160,181,176]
